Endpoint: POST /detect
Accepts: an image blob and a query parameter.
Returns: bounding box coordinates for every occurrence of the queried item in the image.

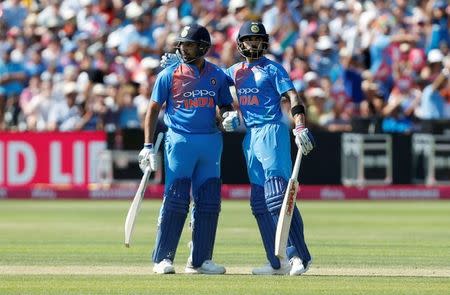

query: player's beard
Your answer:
[178,50,195,63]
[238,40,268,59]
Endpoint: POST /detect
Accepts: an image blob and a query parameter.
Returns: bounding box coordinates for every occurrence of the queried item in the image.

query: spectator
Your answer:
[116,84,140,129]
[338,48,365,105]
[47,82,82,131]
[416,64,450,120]
[21,75,55,131]
[0,0,447,134]
[2,0,28,28]
[0,48,27,129]
[309,35,340,82]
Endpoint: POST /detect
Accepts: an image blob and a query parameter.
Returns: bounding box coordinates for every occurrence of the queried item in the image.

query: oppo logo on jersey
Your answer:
[237,88,260,106]
[237,88,259,95]
[183,89,216,98]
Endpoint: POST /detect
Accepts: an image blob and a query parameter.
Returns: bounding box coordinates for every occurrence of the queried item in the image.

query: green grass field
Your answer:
[1,200,449,294]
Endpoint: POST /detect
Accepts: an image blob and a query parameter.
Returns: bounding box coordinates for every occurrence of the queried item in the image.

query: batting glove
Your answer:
[160,53,181,68]
[222,111,240,132]
[138,143,157,173]
[293,124,315,155]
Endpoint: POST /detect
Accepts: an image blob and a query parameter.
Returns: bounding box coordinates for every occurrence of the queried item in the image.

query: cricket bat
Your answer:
[274,149,302,258]
[124,132,164,248]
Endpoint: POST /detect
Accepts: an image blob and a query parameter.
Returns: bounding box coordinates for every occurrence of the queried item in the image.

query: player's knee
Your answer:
[250,184,267,215]
[193,178,221,213]
[264,177,287,214]
[163,178,191,214]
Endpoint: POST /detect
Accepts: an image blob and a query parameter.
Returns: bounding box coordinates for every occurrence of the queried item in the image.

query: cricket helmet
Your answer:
[237,21,269,59]
[175,24,211,63]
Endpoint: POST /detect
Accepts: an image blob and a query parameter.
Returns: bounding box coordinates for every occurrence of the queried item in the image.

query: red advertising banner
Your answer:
[0,132,106,188]
[1,184,450,200]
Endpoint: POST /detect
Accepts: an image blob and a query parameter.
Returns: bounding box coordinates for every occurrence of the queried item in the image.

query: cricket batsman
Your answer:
[159,21,315,276]
[138,23,235,274]
[223,21,315,275]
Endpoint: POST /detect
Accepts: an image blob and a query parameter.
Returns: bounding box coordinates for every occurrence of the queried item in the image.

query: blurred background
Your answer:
[0,0,449,199]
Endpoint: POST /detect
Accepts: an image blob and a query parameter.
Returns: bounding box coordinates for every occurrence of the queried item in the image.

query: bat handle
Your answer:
[154,132,164,152]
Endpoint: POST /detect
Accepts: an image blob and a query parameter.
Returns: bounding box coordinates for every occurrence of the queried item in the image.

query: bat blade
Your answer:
[124,166,151,247]
[275,179,298,258]
[275,178,299,258]
[124,133,164,247]
[275,150,302,258]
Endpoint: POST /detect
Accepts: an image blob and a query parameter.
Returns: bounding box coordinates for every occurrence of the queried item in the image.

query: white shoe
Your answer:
[153,259,175,274]
[290,256,313,276]
[252,258,291,275]
[185,260,226,274]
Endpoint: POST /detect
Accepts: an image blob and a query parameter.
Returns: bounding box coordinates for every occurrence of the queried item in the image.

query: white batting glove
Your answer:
[293,123,315,155]
[222,111,240,132]
[138,143,157,172]
[160,53,181,68]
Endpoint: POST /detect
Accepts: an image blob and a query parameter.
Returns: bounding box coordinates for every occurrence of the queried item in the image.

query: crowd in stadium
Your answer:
[0,0,449,133]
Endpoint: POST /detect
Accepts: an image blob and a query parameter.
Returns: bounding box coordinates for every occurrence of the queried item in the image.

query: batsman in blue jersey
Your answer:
[138,24,235,275]
[224,21,316,276]
[158,21,316,276]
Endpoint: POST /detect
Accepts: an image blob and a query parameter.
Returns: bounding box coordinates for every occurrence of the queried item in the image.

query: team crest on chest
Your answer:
[211,78,216,85]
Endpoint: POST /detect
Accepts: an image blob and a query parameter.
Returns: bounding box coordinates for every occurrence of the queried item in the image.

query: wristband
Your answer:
[144,143,154,148]
[291,105,306,117]
[295,123,305,129]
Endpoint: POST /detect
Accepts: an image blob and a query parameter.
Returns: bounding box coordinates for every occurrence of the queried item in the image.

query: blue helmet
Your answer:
[237,21,269,59]
[175,24,211,63]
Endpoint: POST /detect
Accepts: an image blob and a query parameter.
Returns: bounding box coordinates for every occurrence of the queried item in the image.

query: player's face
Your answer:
[241,36,265,52]
[179,41,200,62]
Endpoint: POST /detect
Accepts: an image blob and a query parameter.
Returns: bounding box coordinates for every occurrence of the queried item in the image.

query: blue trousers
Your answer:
[152,129,223,266]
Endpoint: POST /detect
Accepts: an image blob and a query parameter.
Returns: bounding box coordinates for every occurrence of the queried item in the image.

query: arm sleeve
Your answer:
[271,64,294,95]
[218,72,234,107]
[150,67,173,105]
[224,67,235,86]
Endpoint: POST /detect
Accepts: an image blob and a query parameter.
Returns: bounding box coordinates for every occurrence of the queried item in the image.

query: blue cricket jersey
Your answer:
[151,61,233,133]
[226,56,294,128]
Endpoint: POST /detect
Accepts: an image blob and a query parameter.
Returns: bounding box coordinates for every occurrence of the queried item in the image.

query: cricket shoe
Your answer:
[153,259,175,274]
[185,260,226,274]
[252,258,291,275]
[290,256,313,276]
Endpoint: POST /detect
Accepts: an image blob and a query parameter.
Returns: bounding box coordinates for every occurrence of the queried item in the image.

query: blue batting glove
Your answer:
[293,124,315,155]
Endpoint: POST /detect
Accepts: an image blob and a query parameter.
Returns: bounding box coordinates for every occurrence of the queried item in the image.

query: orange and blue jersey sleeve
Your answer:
[224,66,235,85]
[217,70,234,107]
[269,63,294,96]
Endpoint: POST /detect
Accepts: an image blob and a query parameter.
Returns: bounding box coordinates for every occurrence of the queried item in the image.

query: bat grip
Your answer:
[154,132,164,152]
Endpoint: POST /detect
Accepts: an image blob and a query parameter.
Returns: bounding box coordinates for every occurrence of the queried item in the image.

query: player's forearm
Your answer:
[286,90,307,126]
[144,101,161,144]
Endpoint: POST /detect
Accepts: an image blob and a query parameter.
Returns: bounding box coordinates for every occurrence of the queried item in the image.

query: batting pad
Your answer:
[250,184,280,269]
[190,178,221,268]
[264,176,287,215]
[287,207,312,263]
[152,178,190,263]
